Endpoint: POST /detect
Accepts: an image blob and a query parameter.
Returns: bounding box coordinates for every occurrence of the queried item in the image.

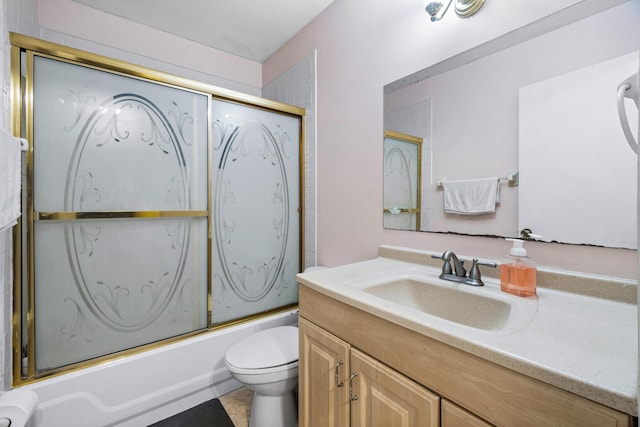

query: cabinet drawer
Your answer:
[441,400,492,427]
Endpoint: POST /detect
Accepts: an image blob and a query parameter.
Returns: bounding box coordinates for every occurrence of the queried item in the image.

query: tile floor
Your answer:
[220,387,253,427]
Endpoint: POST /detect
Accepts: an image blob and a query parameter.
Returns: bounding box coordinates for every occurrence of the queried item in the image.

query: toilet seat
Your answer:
[224,325,298,374]
[226,359,299,376]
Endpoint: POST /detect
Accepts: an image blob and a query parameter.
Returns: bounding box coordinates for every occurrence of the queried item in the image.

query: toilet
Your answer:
[224,325,299,427]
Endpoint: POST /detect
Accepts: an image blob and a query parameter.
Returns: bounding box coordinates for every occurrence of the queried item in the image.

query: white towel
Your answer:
[443,177,500,215]
[0,129,23,232]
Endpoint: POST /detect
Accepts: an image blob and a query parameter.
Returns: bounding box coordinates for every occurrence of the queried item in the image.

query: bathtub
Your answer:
[22,309,299,427]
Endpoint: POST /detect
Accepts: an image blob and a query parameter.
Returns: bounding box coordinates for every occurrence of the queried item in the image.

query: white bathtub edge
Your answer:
[22,309,298,427]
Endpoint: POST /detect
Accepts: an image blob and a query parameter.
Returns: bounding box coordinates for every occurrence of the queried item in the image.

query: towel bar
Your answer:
[437,171,518,190]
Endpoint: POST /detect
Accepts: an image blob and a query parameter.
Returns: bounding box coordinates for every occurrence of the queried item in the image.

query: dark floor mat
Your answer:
[149,398,235,427]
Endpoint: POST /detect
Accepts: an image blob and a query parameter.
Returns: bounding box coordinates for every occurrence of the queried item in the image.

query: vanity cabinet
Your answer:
[300,317,439,427]
[299,285,633,427]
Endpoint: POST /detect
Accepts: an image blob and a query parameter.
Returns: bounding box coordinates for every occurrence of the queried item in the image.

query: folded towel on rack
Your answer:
[443,177,500,215]
[0,129,23,232]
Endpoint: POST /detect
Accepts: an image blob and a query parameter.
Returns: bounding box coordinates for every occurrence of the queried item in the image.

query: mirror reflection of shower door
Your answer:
[383,130,422,231]
[29,54,210,373]
[211,99,301,325]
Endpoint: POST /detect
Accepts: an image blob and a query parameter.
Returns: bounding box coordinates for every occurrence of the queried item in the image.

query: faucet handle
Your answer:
[469,259,497,281]
[431,253,452,275]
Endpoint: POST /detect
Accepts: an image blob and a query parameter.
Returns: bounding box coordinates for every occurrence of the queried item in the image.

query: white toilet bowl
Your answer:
[224,326,299,427]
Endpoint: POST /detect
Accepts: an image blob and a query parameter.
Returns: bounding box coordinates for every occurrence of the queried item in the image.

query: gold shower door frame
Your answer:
[10,33,305,385]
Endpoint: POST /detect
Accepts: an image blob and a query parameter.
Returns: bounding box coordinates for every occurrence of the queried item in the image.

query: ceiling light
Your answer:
[424,0,485,22]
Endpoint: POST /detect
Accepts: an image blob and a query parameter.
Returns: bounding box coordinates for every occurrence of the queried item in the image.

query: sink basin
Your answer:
[361,276,514,331]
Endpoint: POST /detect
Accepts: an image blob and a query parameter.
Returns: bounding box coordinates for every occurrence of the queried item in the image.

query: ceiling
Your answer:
[72,0,336,62]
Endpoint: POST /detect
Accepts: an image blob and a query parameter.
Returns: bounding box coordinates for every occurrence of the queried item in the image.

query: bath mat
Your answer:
[149,398,235,427]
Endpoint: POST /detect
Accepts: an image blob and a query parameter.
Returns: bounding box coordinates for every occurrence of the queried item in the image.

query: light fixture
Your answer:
[424,0,485,22]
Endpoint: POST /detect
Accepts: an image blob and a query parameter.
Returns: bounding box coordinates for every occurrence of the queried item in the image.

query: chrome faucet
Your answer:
[431,251,496,286]
[443,250,466,277]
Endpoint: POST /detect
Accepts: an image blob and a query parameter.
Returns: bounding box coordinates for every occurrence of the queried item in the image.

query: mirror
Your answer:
[383,1,638,249]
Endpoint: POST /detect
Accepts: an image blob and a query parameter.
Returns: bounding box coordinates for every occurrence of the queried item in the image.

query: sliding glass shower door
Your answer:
[29,54,210,373]
[211,99,301,324]
[14,33,304,381]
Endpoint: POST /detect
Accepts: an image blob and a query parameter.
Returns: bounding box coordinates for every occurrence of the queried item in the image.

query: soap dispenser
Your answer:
[500,238,537,297]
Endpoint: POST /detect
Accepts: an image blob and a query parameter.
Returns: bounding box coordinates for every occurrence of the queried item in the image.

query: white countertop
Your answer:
[297,253,638,415]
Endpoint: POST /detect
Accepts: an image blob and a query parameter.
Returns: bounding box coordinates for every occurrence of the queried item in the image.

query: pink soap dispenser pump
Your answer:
[500,238,537,297]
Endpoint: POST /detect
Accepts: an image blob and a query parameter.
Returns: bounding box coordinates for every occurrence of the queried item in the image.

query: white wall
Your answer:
[36,0,262,94]
[520,51,638,249]
[263,0,638,278]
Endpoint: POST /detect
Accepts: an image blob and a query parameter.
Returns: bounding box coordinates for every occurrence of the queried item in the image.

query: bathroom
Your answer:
[0,0,638,425]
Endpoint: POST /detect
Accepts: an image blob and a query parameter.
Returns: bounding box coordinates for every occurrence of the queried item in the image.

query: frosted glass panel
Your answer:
[32,55,209,212]
[211,99,300,324]
[22,47,303,376]
[30,54,210,372]
[34,217,207,371]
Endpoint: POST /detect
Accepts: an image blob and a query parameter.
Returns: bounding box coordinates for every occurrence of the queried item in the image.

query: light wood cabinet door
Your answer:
[441,400,492,427]
[350,348,440,427]
[299,317,351,427]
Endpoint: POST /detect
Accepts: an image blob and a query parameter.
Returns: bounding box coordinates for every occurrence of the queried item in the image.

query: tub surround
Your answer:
[296,246,637,417]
